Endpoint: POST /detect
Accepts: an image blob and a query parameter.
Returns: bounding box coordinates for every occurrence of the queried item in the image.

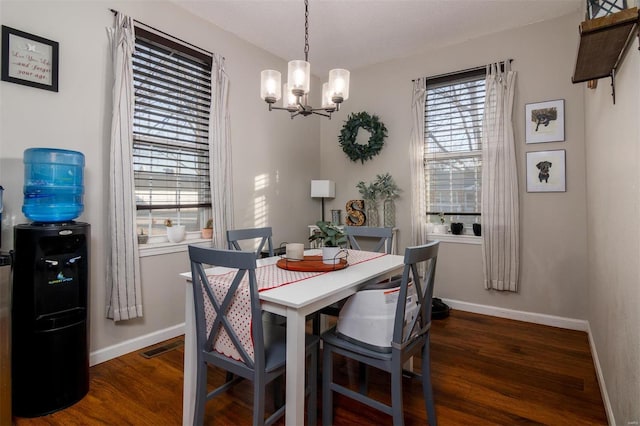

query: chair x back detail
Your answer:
[344,226,393,254]
[321,241,440,426]
[227,227,274,258]
[188,245,318,426]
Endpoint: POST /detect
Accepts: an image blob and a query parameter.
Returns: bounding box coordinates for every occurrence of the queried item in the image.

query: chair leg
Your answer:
[422,339,437,426]
[193,360,208,426]
[307,342,318,426]
[390,365,405,426]
[312,312,321,335]
[358,362,368,395]
[322,344,334,426]
[253,375,266,426]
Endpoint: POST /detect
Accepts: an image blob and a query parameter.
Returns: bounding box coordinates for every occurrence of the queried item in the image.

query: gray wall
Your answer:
[584,43,640,425]
[0,0,320,354]
[319,13,589,320]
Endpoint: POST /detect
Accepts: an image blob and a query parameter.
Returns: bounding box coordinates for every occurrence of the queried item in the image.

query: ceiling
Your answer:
[172,0,583,77]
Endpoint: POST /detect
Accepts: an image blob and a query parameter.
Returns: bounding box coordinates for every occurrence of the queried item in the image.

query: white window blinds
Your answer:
[132,32,212,229]
[424,70,485,225]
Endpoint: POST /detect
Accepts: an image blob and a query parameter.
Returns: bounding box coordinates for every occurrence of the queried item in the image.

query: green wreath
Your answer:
[338,112,387,163]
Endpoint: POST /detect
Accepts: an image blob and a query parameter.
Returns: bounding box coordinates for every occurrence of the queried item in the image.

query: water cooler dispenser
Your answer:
[11,148,90,417]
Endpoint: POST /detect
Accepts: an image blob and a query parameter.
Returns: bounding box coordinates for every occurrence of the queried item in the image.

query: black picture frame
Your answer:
[1,25,59,92]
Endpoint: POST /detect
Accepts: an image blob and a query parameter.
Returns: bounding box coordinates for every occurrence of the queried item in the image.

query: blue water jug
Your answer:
[22,148,85,222]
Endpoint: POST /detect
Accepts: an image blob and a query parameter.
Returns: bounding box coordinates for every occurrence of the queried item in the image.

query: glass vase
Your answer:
[383,198,395,227]
[365,200,379,227]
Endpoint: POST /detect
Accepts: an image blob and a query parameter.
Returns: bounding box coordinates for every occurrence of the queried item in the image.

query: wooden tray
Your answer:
[276,255,348,272]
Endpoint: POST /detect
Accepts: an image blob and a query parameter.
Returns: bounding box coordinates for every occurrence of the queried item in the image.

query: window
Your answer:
[132,28,212,236]
[424,68,485,232]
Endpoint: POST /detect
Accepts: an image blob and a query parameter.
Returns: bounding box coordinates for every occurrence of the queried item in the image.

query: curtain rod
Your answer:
[109,8,215,58]
[412,59,513,82]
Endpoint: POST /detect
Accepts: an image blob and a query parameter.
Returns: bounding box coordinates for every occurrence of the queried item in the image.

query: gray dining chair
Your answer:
[321,241,439,426]
[188,245,318,426]
[227,227,274,258]
[344,226,394,254]
[312,226,394,335]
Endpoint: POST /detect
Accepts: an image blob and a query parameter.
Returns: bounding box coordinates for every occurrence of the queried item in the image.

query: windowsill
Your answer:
[138,233,212,257]
[427,233,482,245]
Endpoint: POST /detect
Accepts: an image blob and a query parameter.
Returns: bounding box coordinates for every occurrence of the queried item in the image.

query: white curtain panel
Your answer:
[209,54,234,249]
[409,78,428,249]
[105,13,143,321]
[481,62,519,291]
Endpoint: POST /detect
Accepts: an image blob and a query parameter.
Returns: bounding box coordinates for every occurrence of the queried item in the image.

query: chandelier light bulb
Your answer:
[321,82,336,110]
[260,69,281,103]
[283,83,298,111]
[328,69,350,103]
[287,60,310,96]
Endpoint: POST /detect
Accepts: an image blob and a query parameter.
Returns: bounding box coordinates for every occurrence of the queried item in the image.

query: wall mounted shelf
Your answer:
[572,7,639,103]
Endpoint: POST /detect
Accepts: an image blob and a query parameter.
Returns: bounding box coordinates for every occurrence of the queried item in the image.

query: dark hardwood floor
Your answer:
[13,310,607,425]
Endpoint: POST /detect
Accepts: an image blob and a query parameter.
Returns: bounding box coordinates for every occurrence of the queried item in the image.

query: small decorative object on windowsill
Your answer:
[137,229,148,245]
[473,223,482,236]
[433,212,448,234]
[201,219,213,239]
[450,222,464,235]
[375,173,401,227]
[165,219,186,243]
[308,221,347,265]
[357,179,380,227]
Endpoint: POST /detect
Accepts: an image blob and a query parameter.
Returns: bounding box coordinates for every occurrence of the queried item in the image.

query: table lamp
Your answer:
[311,180,335,222]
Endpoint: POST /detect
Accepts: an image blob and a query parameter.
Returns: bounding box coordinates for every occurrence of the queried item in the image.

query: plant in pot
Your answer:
[165,219,186,243]
[356,180,380,227]
[201,219,213,239]
[308,220,347,265]
[375,172,401,227]
[137,228,148,245]
[433,212,448,234]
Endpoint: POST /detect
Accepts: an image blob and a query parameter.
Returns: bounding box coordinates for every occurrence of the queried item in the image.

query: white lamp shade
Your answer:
[311,180,336,198]
[321,82,336,109]
[287,60,310,94]
[328,69,350,102]
[283,83,297,109]
[260,70,281,102]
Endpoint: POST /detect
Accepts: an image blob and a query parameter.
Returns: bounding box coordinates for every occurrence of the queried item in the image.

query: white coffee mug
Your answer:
[286,243,304,260]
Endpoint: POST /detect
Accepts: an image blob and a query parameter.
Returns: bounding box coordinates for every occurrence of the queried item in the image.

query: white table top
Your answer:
[181,249,405,311]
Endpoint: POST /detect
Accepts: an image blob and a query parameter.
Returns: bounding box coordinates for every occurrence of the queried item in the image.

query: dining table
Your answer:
[180,248,405,426]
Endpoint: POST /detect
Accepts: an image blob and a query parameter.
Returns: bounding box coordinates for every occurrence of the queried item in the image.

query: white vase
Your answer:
[433,224,448,234]
[167,225,186,243]
[322,246,344,265]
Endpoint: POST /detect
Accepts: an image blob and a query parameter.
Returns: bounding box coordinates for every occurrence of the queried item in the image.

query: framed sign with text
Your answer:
[1,26,59,92]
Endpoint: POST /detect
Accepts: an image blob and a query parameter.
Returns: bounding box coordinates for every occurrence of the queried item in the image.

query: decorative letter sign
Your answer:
[345,200,365,226]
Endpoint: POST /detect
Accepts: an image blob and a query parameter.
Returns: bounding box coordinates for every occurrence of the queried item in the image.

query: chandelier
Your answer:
[260,0,350,119]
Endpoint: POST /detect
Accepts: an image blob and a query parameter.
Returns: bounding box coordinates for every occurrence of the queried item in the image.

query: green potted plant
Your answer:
[201,218,213,239]
[165,218,186,243]
[375,172,401,227]
[356,180,380,226]
[137,228,148,245]
[308,220,347,264]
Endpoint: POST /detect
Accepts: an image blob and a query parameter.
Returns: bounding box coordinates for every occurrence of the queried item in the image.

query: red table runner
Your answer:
[201,250,386,361]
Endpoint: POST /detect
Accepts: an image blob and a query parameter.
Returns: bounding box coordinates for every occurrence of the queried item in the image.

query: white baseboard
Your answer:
[441,298,589,331]
[587,323,615,426]
[89,323,185,366]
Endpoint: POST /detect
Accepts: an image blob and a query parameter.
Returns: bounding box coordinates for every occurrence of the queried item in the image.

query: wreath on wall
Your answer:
[338,112,388,163]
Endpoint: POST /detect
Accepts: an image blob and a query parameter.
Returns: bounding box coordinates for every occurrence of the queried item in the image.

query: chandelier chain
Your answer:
[304,0,309,62]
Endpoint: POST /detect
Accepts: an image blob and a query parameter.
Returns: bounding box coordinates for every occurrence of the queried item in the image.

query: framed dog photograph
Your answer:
[525,99,564,144]
[526,150,566,192]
